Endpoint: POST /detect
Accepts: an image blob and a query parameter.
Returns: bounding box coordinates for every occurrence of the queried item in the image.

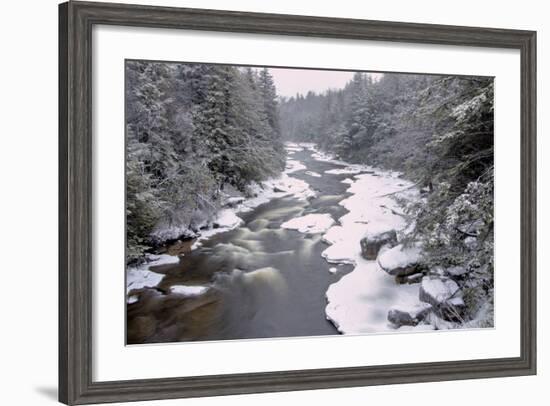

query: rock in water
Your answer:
[387,303,432,327]
[377,243,423,276]
[360,230,398,260]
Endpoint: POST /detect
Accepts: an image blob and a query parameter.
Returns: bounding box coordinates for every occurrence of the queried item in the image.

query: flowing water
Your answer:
[127,147,359,344]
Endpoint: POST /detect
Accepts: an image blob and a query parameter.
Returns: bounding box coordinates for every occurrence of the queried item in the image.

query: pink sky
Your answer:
[268,67,382,98]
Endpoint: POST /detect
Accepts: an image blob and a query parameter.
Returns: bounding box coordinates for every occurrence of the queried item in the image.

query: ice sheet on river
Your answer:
[322,169,426,334]
[126,254,180,295]
[170,285,210,296]
[281,213,335,234]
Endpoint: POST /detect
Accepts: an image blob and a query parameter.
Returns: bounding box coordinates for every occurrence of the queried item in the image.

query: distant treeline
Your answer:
[126,61,285,262]
[280,72,494,323]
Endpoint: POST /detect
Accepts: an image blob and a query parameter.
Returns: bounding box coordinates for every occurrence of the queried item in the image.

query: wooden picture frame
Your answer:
[59,1,536,404]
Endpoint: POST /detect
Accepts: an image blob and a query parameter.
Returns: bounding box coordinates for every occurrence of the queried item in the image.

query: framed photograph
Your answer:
[59,1,536,404]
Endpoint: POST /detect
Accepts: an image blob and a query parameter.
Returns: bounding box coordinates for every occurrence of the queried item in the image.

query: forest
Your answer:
[126,61,285,262]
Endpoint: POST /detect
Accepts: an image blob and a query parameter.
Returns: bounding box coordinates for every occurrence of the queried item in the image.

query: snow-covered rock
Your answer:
[192,209,244,249]
[360,230,398,260]
[325,167,361,175]
[212,209,243,229]
[126,254,179,294]
[377,243,423,276]
[305,171,322,178]
[419,277,462,307]
[170,285,209,296]
[387,303,432,327]
[445,266,468,277]
[281,213,335,234]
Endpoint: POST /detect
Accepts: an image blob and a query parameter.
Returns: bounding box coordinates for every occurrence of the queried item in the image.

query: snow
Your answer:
[225,196,245,206]
[244,175,315,209]
[321,225,362,265]
[309,148,347,165]
[390,302,432,319]
[446,265,468,276]
[322,167,424,333]
[325,261,423,333]
[325,166,365,175]
[377,244,422,273]
[285,159,306,174]
[150,223,198,242]
[305,171,322,178]
[281,213,335,234]
[170,285,209,296]
[191,209,244,249]
[420,277,461,305]
[126,254,179,294]
[321,173,415,266]
[284,142,304,152]
[148,254,181,265]
[341,178,354,184]
[295,142,316,150]
[214,209,243,228]
[329,267,338,274]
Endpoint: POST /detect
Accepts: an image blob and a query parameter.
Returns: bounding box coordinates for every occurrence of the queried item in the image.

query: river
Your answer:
[127,145,378,344]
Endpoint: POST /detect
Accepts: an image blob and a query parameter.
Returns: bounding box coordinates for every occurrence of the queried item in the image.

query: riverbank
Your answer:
[305,144,487,333]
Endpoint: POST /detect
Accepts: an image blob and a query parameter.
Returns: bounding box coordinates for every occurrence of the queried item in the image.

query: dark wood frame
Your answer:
[59,1,537,404]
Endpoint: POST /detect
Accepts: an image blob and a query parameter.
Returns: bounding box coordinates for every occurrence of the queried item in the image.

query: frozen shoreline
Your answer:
[304,144,430,333]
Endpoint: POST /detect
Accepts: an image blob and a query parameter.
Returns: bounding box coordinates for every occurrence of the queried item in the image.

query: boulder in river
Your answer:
[360,230,398,260]
[377,243,423,276]
[387,303,432,327]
